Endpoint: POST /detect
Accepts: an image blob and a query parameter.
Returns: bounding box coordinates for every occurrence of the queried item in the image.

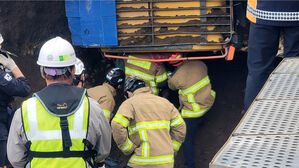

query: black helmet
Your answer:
[106,67,125,88]
[124,76,145,95]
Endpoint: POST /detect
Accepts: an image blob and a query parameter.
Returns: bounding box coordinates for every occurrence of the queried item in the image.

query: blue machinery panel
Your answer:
[65,0,118,46]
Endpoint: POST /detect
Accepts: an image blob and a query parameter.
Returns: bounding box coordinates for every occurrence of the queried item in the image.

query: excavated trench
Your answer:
[0,1,250,168]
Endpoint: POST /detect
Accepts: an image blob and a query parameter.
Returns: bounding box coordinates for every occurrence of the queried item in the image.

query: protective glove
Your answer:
[0,54,17,71]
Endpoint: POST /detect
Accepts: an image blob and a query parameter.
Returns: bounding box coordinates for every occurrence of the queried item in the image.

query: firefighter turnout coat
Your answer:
[125,54,168,95]
[111,87,186,168]
[7,84,111,168]
[168,60,215,118]
[87,82,116,121]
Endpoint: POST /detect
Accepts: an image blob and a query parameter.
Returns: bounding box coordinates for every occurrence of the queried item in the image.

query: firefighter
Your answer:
[73,58,85,88]
[124,53,169,95]
[7,37,111,168]
[111,76,186,168]
[244,0,299,110]
[167,53,216,168]
[0,33,31,168]
[87,67,125,121]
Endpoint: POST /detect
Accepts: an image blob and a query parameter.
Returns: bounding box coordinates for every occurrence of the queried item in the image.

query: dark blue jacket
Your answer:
[247,0,299,26]
[0,69,31,109]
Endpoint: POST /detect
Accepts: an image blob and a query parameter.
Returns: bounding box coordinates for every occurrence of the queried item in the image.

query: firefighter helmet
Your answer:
[124,76,145,94]
[106,67,125,88]
[168,53,184,67]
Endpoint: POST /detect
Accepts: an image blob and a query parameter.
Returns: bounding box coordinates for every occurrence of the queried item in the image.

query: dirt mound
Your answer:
[0,1,113,107]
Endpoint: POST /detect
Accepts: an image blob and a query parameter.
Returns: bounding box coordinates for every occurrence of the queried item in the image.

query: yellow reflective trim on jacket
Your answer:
[129,154,174,165]
[181,108,210,118]
[140,130,149,157]
[103,109,111,121]
[125,67,159,95]
[211,90,216,98]
[172,140,181,151]
[128,120,170,135]
[170,115,184,127]
[150,81,158,95]
[179,76,210,95]
[125,67,155,81]
[120,139,133,152]
[156,72,168,83]
[127,55,151,70]
[188,94,200,112]
[112,113,129,127]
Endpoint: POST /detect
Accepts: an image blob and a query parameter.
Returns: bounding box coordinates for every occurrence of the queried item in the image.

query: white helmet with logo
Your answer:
[0,33,3,44]
[75,58,85,75]
[37,37,76,67]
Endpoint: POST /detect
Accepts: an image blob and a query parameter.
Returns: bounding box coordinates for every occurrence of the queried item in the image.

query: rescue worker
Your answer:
[124,53,168,95]
[167,53,215,168]
[111,76,186,168]
[7,37,111,168]
[244,0,299,110]
[87,67,125,121]
[73,58,85,88]
[0,33,31,168]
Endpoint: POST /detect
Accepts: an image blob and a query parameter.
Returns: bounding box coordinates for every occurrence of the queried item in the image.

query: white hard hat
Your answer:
[0,33,3,44]
[37,36,76,67]
[75,58,85,75]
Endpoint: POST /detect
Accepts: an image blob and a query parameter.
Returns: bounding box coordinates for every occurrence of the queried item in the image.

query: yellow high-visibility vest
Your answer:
[21,96,90,168]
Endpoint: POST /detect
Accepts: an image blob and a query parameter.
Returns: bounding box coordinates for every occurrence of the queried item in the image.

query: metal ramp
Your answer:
[210,58,299,168]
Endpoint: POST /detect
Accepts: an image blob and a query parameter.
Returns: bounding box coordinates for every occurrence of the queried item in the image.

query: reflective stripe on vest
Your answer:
[129,154,174,165]
[125,67,158,95]
[22,96,89,167]
[127,55,151,70]
[103,109,111,121]
[179,76,214,118]
[247,3,299,21]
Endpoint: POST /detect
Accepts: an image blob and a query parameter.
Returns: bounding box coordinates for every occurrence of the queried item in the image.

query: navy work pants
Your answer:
[0,108,9,167]
[0,107,13,167]
[183,117,202,168]
[244,23,299,110]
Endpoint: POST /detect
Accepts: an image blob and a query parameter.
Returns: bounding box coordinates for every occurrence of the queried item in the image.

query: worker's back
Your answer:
[112,86,186,168]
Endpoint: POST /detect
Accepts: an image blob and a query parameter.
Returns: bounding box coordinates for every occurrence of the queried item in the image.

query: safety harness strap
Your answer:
[28,150,96,158]
[60,116,72,151]
[25,139,97,167]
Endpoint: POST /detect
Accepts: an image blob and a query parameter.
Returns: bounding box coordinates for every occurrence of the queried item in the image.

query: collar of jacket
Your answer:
[103,82,117,97]
[34,83,86,117]
[132,87,152,96]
